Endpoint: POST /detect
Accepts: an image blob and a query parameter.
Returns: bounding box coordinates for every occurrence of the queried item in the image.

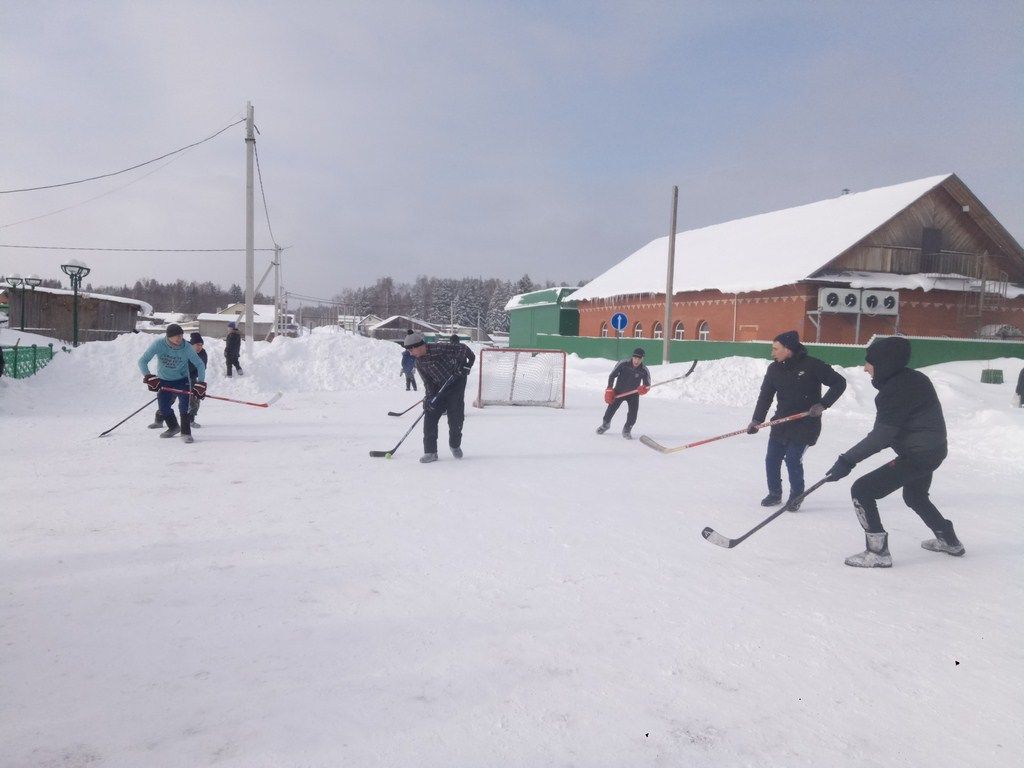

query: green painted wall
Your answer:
[520,333,1024,369]
[508,304,578,348]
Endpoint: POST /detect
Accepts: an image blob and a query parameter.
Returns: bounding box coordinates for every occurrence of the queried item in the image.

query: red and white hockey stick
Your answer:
[160,387,282,408]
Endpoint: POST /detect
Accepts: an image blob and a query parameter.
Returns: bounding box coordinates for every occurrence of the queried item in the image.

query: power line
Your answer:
[0,118,246,194]
[0,243,277,253]
[253,141,278,247]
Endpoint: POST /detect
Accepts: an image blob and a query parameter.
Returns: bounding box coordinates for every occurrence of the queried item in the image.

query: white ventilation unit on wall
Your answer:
[817,287,862,314]
[861,290,899,316]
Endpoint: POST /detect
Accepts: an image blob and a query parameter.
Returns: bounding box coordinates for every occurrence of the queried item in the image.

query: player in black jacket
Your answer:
[748,331,847,511]
[225,322,243,377]
[826,336,964,568]
[596,348,651,439]
[187,332,209,429]
[403,332,475,463]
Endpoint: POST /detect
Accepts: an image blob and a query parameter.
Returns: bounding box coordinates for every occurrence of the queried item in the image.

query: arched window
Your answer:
[633,322,644,338]
[698,320,710,341]
[673,321,684,340]
[599,321,608,338]
[652,321,663,339]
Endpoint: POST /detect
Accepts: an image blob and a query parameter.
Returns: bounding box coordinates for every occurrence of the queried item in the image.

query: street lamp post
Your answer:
[24,275,42,332]
[4,275,25,331]
[61,262,92,347]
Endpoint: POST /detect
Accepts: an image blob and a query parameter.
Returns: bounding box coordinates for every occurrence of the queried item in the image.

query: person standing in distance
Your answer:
[137,323,207,443]
[1015,365,1024,408]
[400,329,418,392]
[225,321,243,377]
[403,332,475,463]
[747,330,847,511]
[825,336,963,568]
[597,348,651,439]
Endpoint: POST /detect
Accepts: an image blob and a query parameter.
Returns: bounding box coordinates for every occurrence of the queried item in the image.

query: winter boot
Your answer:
[180,414,193,444]
[451,447,463,459]
[921,522,965,557]
[148,410,165,429]
[844,531,892,568]
[761,493,783,507]
[784,495,803,512]
[596,422,610,435]
[419,453,438,464]
[622,427,632,439]
[159,413,180,439]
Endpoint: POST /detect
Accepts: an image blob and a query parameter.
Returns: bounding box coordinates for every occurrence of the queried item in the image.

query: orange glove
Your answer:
[604,388,615,405]
[638,384,650,395]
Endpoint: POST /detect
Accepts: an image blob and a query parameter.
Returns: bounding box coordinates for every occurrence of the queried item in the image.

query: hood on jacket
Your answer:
[865,336,911,388]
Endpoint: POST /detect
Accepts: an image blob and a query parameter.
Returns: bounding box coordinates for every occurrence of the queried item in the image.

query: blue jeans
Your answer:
[765,435,807,497]
[157,378,191,419]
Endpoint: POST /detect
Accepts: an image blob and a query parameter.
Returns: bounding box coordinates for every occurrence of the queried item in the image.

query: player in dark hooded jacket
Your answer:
[596,348,651,439]
[825,336,964,568]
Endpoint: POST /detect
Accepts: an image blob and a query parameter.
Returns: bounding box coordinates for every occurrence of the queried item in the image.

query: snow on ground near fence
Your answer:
[2,332,1022,766]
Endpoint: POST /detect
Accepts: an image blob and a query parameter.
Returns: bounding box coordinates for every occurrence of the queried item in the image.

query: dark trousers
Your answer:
[850,453,948,534]
[156,378,192,434]
[423,378,466,453]
[405,373,417,391]
[765,435,807,497]
[602,393,639,428]
[226,354,242,376]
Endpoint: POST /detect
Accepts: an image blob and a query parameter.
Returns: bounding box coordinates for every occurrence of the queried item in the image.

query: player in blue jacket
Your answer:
[137,324,207,443]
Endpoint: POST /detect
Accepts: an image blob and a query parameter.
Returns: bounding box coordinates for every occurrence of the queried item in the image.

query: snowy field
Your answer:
[2,330,1022,767]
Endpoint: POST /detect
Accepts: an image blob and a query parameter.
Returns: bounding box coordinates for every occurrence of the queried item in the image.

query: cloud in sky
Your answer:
[1,1,1021,300]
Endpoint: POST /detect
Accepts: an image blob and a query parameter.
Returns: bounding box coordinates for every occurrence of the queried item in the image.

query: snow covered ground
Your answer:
[2,330,1022,767]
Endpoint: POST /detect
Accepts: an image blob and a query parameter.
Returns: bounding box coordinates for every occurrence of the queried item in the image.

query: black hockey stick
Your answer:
[701,477,829,549]
[98,396,159,437]
[614,359,698,399]
[388,398,424,417]
[370,375,457,458]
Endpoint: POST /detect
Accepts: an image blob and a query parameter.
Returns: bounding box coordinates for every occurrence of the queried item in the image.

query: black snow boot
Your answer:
[180,413,194,444]
[922,521,965,556]
[596,422,610,435]
[622,427,632,439]
[160,413,180,438]
[148,409,165,429]
[784,495,803,512]
[845,531,892,568]
[761,493,783,507]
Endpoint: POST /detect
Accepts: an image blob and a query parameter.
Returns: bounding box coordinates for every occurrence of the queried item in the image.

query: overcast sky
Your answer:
[1,1,1021,300]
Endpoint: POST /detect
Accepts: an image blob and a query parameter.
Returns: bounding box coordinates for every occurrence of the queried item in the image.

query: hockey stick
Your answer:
[614,360,698,399]
[160,387,282,408]
[639,411,810,454]
[701,477,830,549]
[388,398,424,417]
[370,375,457,458]
[98,396,159,437]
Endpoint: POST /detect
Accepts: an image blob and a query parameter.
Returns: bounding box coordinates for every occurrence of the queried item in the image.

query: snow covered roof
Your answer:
[151,312,188,323]
[570,174,953,300]
[196,312,273,323]
[505,287,577,311]
[24,285,153,315]
[367,315,439,332]
[218,303,276,317]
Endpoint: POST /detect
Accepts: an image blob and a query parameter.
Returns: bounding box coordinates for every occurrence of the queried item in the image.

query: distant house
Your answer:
[366,315,439,342]
[337,314,383,335]
[6,286,152,343]
[570,174,1024,344]
[137,311,197,335]
[198,302,293,339]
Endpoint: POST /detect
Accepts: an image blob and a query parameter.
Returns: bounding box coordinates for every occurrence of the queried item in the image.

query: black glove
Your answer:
[459,363,473,377]
[826,456,854,481]
[192,382,208,399]
[746,420,760,435]
[143,374,160,392]
[808,403,825,418]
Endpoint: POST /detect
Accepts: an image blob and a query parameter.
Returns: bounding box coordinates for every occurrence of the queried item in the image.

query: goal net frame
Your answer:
[473,347,567,409]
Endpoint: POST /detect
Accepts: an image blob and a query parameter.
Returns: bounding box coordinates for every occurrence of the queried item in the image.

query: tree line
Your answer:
[86,278,273,315]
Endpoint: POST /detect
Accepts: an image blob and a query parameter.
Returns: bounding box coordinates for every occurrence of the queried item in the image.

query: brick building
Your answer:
[571,174,1024,344]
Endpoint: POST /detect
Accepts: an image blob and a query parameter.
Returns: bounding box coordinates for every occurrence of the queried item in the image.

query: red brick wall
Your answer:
[577,286,1024,343]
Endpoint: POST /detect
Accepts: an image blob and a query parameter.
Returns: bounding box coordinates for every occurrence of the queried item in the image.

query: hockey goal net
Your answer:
[474,348,566,408]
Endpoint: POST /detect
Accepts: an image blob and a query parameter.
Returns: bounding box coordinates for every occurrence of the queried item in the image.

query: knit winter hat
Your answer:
[188,332,204,345]
[773,330,802,353]
[632,348,645,358]
[166,323,184,338]
[403,332,426,348]
[227,322,237,329]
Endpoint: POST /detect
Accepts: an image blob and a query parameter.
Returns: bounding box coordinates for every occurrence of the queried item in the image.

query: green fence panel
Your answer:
[1,344,57,379]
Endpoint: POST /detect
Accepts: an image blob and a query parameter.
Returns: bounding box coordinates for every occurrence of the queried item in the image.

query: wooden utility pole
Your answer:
[662,185,679,365]
[273,244,281,335]
[244,101,255,357]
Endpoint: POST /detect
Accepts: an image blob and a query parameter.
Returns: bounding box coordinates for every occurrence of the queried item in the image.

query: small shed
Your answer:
[7,286,151,343]
[506,287,579,348]
[367,315,439,341]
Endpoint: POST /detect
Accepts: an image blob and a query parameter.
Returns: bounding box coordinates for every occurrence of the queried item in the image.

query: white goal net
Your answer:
[474,348,566,408]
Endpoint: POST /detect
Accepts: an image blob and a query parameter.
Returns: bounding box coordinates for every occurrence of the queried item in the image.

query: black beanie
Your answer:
[166,323,184,338]
[632,347,645,358]
[773,330,802,353]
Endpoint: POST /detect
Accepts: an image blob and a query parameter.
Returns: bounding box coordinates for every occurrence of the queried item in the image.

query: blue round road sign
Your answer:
[611,312,628,332]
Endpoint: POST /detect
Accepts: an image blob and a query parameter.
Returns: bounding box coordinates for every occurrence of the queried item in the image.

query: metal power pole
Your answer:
[244,100,255,357]
[662,185,679,365]
[273,244,281,335]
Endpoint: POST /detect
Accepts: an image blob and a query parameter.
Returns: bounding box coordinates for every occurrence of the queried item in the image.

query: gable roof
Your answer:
[570,174,954,300]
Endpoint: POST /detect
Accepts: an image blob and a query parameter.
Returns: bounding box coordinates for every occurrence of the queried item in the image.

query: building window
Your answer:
[652,321,663,339]
[698,320,710,341]
[673,321,684,340]
[599,321,608,338]
[633,322,644,338]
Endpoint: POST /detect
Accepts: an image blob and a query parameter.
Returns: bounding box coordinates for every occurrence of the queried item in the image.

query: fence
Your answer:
[1,344,58,379]
[523,334,1024,369]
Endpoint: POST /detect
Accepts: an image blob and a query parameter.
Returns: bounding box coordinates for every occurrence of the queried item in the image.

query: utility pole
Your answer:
[273,244,281,335]
[244,100,255,357]
[663,185,679,365]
